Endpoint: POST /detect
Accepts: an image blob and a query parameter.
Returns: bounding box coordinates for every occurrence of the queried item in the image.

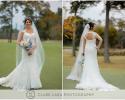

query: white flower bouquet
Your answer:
[20,39,32,55]
[79,54,85,66]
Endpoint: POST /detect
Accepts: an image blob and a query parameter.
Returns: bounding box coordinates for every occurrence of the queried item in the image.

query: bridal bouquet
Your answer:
[79,54,85,65]
[81,55,85,64]
[20,40,32,55]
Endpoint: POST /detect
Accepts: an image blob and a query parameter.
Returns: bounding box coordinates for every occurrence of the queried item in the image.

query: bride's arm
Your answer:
[16,31,24,45]
[96,33,103,49]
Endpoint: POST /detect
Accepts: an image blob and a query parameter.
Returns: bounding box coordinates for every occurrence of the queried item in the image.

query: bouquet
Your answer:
[79,54,85,66]
[81,55,85,65]
[20,39,32,55]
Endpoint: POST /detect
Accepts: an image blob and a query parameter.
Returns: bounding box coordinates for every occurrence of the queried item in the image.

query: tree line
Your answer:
[63,1,125,63]
[0,1,62,42]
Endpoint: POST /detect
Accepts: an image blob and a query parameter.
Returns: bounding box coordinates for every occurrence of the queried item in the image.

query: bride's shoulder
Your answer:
[22,30,26,33]
[87,31,97,35]
[93,32,97,35]
[18,30,25,35]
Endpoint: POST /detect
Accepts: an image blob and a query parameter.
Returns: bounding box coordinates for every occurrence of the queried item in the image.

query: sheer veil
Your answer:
[16,21,45,76]
[66,24,90,81]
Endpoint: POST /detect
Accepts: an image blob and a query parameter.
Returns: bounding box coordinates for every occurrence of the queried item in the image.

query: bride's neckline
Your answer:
[24,30,34,35]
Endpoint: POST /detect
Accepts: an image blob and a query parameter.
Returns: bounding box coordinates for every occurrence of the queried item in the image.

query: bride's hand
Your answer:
[27,45,36,56]
[96,46,100,51]
[82,53,84,56]
[27,48,33,56]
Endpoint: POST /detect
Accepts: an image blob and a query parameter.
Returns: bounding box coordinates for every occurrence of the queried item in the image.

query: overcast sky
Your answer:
[13,1,62,30]
[11,0,125,29]
[63,1,125,24]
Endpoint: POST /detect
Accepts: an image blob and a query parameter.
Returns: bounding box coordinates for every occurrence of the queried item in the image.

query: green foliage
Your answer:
[70,1,98,16]
[37,9,62,40]
[63,16,87,45]
[110,1,125,10]
[117,19,125,31]
[95,24,118,47]
[0,1,61,40]
[95,25,104,36]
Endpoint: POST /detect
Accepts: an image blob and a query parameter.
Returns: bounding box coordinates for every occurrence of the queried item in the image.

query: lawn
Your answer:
[0,40,62,89]
[63,49,125,89]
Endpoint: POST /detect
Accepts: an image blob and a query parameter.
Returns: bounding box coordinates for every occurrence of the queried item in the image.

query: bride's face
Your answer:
[25,20,32,28]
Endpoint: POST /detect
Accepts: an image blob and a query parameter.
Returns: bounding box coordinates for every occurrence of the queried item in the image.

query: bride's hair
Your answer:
[24,17,32,24]
[88,22,95,30]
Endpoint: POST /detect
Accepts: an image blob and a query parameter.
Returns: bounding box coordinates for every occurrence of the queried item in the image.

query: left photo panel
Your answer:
[0,0,62,91]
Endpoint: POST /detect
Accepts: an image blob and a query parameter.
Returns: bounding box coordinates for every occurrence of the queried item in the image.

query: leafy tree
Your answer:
[117,19,125,31]
[0,1,49,42]
[0,1,16,42]
[70,1,99,56]
[116,19,125,48]
[63,16,86,45]
[95,24,117,48]
[37,9,62,40]
[104,1,125,63]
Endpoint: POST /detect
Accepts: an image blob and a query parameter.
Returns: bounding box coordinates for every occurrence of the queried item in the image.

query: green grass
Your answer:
[63,49,125,89]
[0,40,62,89]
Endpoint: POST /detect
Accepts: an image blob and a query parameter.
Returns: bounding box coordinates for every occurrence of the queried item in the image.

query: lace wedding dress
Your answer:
[75,32,119,91]
[0,31,43,90]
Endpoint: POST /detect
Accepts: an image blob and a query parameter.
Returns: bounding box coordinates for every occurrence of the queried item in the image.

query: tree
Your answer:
[95,23,117,48]
[116,19,125,48]
[0,1,49,42]
[0,1,16,42]
[70,1,98,56]
[37,9,62,40]
[104,1,110,63]
[21,1,50,21]
[63,16,84,45]
[104,1,125,63]
[117,19,125,31]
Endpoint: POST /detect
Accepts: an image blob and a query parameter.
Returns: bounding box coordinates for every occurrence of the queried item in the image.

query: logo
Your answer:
[26,90,35,99]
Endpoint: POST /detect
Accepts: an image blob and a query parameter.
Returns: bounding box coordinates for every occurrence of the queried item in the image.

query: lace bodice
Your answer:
[23,31,36,46]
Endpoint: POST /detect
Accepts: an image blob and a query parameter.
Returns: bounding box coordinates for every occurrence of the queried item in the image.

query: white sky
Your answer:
[63,1,125,24]
[13,1,62,30]
[10,0,125,30]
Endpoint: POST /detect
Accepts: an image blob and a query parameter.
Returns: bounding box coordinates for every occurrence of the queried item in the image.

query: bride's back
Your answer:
[85,31,96,40]
[84,32,96,48]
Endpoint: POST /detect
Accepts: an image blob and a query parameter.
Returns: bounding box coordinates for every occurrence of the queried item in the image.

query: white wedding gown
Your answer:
[75,32,119,91]
[0,31,42,90]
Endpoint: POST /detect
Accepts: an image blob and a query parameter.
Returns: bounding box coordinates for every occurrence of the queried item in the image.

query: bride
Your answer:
[0,17,45,90]
[66,22,119,91]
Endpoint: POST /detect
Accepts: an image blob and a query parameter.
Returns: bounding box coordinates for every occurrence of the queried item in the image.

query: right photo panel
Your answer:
[63,0,125,92]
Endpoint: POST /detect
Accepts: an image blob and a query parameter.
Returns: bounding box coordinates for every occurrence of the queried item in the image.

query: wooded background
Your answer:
[0,1,62,41]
